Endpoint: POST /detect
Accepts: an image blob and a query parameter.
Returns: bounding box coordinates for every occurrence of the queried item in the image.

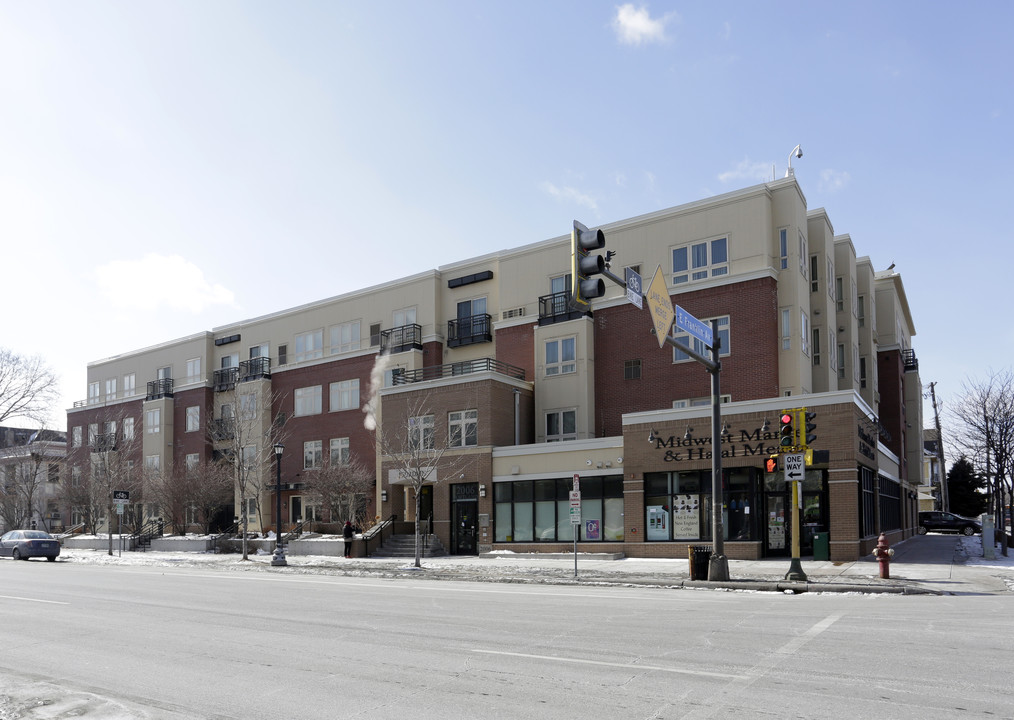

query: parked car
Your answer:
[917,511,981,536]
[0,529,61,561]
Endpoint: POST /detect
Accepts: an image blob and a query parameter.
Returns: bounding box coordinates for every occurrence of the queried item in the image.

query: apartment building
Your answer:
[0,427,66,533]
[66,176,922,561]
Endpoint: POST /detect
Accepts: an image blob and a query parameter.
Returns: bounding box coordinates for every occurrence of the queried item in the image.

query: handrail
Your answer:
[361,514,397,555]
[282,520,304,542]
[392,357,524,385]
[130,518,165,552]
[210,522,239,553]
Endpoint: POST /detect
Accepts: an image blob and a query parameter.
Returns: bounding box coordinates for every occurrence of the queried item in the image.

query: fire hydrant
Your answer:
[872,532,895,579]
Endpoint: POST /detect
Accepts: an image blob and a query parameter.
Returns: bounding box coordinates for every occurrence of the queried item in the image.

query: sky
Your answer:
[2,1,1012,433]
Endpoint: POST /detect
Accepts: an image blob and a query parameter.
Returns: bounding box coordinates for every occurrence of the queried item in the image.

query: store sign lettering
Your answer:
[651,428,780,463]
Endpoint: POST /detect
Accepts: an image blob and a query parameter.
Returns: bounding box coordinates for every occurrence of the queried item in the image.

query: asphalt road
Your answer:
[1,559,1012,719]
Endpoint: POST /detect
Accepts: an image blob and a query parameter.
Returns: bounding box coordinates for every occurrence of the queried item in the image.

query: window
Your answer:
[186,406,200,432]
[294,386,322,417]
[240,393,257,419]
[851,279,858,317]
[409,415,434,451]
[48,464,59,483]
[673,236,728,285]
[837,343,846,379]
[810,256,819,292]
[780,309,791,351]
[545,409,576,442]
[798,231,807,278]
[812,329,821,366]
[827,258,836,300]
[545,337,576,376]
[105,378,117,399]
[550,274,571,295]
[241,445,256,472]
[829,330,837,373]
[449,410,478,447]
[800,312,809,356]
[860,357,868,389]
[624,359,641,380]
[778,229,788,270]
[220,353,239,370]
[393,307,417,327]
[186,454,200,472]
[330,379,360,412]
[494,477,623,543]
[249,344,269,359]
[330,437,350,465]
[277,344,288,366]
[857,295,866,328]
[294,330,323,362]
[674,316,730,362]
[72,426,82,447]
[369,323,382,347]
[672,395,730,409]
[330,321,361,354]
[145,455,161,472]
[88,423,98,445]
[123,373,136,396]
[145,409,160,434]
[835,277,844,312]
[185,358,201,384]
[88,382,100,404]
[853,344,861,383]
[123,417,135,441]
[157,366,172,380]
[303,440,323,470]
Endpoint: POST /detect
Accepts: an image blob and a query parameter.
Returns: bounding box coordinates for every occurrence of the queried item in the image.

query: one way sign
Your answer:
[783,453,804,482]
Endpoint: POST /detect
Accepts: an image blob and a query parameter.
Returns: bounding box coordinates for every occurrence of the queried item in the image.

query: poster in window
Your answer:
[672,494,700,539]
[647,505,668,540]
[584,519,600,540]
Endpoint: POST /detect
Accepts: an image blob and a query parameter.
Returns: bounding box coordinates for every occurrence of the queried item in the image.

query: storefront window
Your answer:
[645,469,759,542]
[493,477,622,543]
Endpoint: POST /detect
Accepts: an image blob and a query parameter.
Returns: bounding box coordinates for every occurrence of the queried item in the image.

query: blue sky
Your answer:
[2,2,1011,431]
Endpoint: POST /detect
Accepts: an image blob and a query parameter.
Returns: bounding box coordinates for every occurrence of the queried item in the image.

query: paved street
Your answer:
[1,534,1012,719]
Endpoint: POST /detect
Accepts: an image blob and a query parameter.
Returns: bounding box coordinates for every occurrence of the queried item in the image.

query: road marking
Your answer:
[471,649,747,680]
[0,594,69,605]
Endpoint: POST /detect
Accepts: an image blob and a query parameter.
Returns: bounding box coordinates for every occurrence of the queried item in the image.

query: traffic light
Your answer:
[765,455,779,473]
[802,409,817,448]
[570,220,606,309]
[779,411,795,448]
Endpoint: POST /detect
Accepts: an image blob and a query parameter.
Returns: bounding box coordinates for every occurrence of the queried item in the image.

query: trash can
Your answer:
[813,532,830,561]
[688,545,713,580]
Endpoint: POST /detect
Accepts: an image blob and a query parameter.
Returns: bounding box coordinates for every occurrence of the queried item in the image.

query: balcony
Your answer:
[392,357,525,385]
[209,418,235,441]
[213,367,239,392]
[447,314,492,348]
[381,324,423,354]
[91,432,118,452]
[240,356,271,381]
[145,378,174,401]
[902,349,919,372]
[538,291,586,326]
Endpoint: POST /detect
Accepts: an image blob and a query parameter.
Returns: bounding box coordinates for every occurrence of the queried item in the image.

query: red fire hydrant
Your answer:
[872,532,894,579]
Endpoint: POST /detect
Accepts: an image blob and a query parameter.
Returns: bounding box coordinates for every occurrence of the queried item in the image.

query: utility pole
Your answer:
[929,382,948,512]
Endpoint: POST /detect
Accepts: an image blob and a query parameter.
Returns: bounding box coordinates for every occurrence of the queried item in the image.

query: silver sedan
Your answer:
[0,530,61,561]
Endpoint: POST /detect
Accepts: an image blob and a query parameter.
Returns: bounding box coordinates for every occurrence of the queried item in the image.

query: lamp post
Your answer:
[271,442,286,567]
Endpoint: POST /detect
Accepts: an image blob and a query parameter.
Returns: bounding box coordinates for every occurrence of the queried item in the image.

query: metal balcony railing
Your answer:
[209,418,236,441]
[213,367,239,392]
[902,349,918,372]
[91,432,118,452]
[145,378,174,400]
[447,313,492,348]
[240,356,271,381]
[391,357,525,385]
[538,290,586,325]
[381,324,423,354]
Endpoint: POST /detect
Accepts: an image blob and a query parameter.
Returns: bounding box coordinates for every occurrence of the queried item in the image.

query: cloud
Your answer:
[612,4,676,46]
[95,254,236,314]
[717,158,773,184]
[540,181,598,212]
[817,168,851,192]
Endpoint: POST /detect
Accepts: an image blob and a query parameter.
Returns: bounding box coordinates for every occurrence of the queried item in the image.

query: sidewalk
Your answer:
[57,534,1013,595]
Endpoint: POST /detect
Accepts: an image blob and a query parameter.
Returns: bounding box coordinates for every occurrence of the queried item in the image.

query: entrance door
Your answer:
[765,494,788,556]
[289,496,302,525]
[451,483,479,555]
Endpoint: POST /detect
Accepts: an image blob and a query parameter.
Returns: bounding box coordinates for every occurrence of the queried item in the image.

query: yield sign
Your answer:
[645,265,674,349]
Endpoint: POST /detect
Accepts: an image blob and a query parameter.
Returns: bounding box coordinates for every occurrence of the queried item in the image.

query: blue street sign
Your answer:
[674,305,713,348]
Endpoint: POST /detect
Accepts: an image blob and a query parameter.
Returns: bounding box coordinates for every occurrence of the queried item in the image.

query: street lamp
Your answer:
[271,442,286,567]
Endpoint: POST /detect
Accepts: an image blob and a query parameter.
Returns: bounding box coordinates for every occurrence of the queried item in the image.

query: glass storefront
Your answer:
[644,469,761,542]
[494,477,623,543]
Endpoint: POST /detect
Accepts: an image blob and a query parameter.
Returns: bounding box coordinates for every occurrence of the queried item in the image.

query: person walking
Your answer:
[343,520,354,558]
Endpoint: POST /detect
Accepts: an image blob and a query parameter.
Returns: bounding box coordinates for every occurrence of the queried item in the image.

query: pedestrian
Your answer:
[343,520,353,558]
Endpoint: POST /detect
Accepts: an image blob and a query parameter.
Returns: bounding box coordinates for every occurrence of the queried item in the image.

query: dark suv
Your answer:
[917,511,981,536]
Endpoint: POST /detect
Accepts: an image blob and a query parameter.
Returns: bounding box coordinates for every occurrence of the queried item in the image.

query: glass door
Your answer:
[765,494,788,556]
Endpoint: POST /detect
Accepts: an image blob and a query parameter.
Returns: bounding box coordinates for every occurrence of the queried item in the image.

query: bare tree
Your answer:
[208,380,288,560]
[374,394,469,568]
[146,463,196,536]
[0,348,59,425]
[189,459,235,534]
[86,408,145,555]
[302,455,374,530]
[947,370,1014,527]
[0,439,49,531]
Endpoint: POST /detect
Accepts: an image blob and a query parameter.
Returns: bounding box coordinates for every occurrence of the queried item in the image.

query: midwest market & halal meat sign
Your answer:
[649,426,781,463]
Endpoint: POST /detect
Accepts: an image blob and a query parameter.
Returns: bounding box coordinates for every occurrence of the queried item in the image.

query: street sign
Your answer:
[625,267,643,309]
[570,490,581,524]
[674,304,714,348]
[645,265,674,349]
[113,490,129,502]
[783,453,804,482]
[572,473,580,492]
